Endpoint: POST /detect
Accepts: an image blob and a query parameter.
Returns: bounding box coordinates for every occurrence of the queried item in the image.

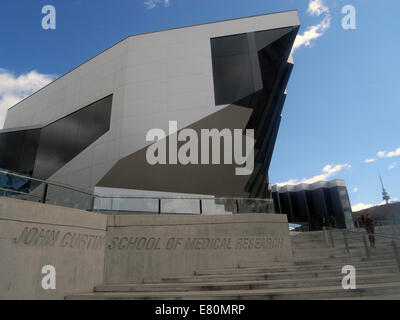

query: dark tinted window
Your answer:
[210,28,296,107]
[0,128,40,174]
[33,94,113,179]
[211,34,255,106]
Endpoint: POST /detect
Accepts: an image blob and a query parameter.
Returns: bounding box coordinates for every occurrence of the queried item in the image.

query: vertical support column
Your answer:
[41,183,48,204]
[158,199,161,214]
[90,195,96,212]
[199,199,203,215]
[236,199,240,214]
[275,191,282,214]
[286,192,295,224]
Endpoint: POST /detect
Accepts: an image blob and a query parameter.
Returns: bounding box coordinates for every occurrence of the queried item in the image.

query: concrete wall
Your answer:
[0,197,291,298]
[0,197,107,299]
[104,213,291,284]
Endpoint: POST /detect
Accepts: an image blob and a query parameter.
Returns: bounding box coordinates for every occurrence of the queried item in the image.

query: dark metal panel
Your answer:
[33,95,113,180]
[0,128,40,174]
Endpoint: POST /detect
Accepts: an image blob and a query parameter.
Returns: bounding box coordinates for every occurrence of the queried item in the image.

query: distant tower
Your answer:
[379,172,391,205]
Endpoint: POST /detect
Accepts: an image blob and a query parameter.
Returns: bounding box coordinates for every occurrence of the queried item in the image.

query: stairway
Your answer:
[66,229,400,300]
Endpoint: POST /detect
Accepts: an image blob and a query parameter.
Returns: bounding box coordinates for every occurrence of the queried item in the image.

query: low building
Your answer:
[272,180,354,230]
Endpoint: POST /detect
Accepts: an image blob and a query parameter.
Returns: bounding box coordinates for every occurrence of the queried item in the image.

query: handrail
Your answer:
[0,169,93,196]
[94,195,273,201]
[323,226,400,271]
[0,187,42,199]
[0,169,273,201]
[327,226,400,241]
[0,169,273,214]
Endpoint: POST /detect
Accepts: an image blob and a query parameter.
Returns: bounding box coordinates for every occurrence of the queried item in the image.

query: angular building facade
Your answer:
[0,11,299,203]
[272,180,355,230]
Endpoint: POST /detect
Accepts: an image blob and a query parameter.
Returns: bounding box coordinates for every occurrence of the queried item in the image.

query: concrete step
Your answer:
[292,250,396,261]
[292,247,395,257]
[161,265,400,283]
[237,254,397,269]
[291,232,398,242]
[293,242,395,250]
[66,282,400,300]
[289,254,397,265]
[194,260,399,276]
[95,273,400,293]
[294,238,395,244]
[291,240,394,248]
[327,294,400,300]
[293,245,395,253]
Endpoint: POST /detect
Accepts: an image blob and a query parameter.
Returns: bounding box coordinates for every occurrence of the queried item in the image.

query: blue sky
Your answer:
[0,0,399,210]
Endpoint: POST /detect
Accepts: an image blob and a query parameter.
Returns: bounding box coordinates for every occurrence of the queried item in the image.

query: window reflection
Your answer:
[0,94,112,181]
[33,94,113,179]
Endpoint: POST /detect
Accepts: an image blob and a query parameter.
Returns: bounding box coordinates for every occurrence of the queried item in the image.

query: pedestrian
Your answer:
[329,215,337,228]
[363,211,376,249]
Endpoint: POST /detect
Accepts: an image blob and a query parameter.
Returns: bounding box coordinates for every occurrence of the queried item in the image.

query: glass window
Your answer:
[0,128,40,175]
[33,94,113,179]
[211,34,255,106]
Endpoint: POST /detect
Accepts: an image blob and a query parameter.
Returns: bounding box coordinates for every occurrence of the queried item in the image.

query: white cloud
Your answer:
[307,0,329,16]
[144,0,170,9]
[0,69,56,128]
[274,179,298,187]
[364,158,377,163]
[293,14,331,51]
[292,0,331,52]
[352,202,374,212]
[377,148,400,159]
[352,199,394,212]
[389,162,398,170]
[275,163,351,186]
[302,163,351,184]
[353,187,359,193]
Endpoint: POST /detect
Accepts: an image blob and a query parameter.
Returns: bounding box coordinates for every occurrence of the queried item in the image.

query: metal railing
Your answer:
[0,169,94,206]
[323,226,400,272]
[0,169,274,215]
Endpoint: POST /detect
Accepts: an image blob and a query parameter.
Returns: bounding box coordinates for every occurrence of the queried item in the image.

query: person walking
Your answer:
[363,212,376,249]
[329,215,337,229]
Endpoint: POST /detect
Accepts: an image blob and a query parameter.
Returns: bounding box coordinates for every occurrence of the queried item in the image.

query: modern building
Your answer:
[272,180,354,230]
[0,11,300,212]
